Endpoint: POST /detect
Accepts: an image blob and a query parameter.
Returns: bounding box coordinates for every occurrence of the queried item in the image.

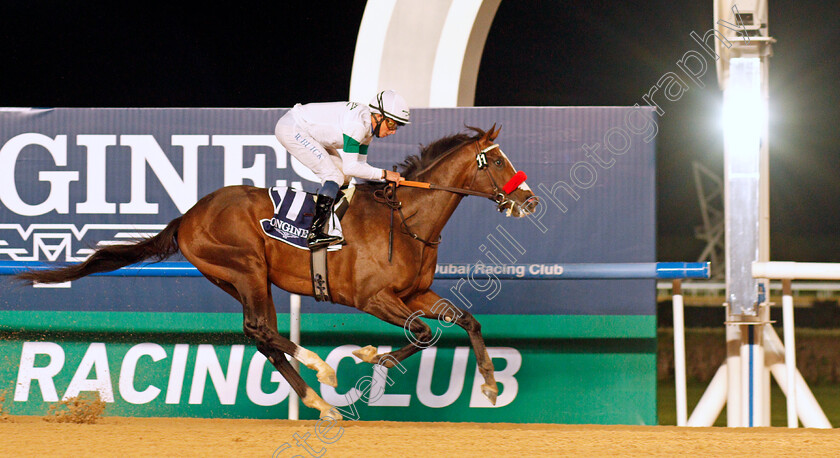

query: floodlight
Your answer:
[722,58,763,158]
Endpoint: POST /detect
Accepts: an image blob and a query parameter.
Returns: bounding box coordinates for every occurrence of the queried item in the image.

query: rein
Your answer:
[399,180,495,199]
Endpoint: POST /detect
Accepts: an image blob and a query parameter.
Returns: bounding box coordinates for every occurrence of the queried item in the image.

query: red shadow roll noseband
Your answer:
[474,143,533,213]
[503,171,527,194]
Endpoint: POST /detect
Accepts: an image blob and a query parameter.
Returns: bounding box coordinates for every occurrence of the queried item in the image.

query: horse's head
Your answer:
[398,125,539,217]
[468,125,539,218]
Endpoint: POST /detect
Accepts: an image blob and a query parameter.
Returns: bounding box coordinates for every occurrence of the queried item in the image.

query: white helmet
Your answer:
[369,90,411,125]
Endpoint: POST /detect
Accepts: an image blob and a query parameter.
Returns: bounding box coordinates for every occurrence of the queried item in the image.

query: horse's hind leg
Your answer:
[243,306,338,389]
[201,271,339,418]
[258,342,342,420]
[202,271,337,387]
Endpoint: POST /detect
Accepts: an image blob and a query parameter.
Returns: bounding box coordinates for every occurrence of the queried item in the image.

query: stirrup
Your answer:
[308,234,344,249]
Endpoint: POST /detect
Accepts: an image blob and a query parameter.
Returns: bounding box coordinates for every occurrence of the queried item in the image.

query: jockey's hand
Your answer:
[383,170,403,185]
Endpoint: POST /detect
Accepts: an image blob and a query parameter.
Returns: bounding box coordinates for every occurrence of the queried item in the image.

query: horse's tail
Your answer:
[15,217,183,285]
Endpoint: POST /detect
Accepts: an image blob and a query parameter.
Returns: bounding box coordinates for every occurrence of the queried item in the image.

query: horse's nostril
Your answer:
[523,196,540,212]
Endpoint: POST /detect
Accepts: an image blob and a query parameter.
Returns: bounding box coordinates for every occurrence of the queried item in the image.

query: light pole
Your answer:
[715,0,774,427]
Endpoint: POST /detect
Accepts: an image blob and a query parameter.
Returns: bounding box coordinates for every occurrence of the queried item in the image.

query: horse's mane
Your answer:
[397,126,485,180]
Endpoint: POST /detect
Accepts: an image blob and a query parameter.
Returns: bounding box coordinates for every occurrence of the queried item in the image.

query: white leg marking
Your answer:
[295,347,337,387]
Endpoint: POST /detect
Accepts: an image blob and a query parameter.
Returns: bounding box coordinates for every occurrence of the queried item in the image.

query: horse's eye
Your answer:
[494,159,502,166]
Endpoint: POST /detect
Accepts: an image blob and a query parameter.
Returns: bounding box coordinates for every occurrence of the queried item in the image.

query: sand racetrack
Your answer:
[2,416,840,457]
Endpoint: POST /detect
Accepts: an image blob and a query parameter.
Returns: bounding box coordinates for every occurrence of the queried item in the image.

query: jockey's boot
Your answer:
[307,195,344,249]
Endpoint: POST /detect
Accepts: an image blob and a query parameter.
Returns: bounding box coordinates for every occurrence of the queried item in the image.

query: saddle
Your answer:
[259,187,351,251]
[259,187,354,302]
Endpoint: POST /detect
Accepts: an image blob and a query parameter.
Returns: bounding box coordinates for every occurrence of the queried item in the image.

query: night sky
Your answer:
[2,1,839,262]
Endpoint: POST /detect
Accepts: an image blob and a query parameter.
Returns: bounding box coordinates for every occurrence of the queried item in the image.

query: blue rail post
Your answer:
[0,261,710,280]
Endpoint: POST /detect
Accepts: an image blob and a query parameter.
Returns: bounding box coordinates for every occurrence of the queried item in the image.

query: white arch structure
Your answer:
[349,0,501,107]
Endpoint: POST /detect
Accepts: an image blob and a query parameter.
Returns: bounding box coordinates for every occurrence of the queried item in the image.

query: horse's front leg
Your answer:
[354,289,499,405]
[351,288,435,366]
[404,290,499,405]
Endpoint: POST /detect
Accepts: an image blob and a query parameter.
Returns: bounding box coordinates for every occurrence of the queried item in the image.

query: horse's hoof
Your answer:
[321,407,342,421]
[317,369,338,388]
[352,345,378,364]
[303,387,342,421]
[482,383,498,405]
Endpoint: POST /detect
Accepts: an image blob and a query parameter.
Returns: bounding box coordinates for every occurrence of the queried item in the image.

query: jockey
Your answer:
[275,90,410,249]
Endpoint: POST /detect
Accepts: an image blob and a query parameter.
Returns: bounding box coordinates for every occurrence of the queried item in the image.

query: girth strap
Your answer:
[310,247,331,302]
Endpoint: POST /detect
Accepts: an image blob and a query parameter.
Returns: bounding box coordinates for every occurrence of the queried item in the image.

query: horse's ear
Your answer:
[486,123,500,142]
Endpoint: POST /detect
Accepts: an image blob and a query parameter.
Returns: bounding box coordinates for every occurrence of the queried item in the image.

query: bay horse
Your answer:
[16,125,538,419]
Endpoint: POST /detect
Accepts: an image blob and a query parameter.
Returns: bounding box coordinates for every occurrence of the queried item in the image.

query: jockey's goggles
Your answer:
[384,117,402,130]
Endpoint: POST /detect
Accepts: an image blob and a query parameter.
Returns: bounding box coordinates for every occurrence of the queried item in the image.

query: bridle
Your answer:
[400,142,526,213]
[374,140,537,261]
[469,143,523,214]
